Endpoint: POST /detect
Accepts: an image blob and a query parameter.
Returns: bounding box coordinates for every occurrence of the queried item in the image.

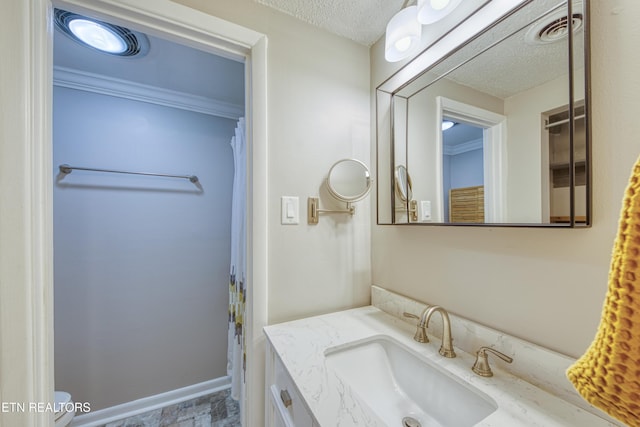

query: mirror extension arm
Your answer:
[307,198,354,225]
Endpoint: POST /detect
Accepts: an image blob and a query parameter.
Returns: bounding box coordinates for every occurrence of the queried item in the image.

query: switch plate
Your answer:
[420,200,432,221]
[281,196,299,225]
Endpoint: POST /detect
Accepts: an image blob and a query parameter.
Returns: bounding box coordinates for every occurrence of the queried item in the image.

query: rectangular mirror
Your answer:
[376,0,591,227]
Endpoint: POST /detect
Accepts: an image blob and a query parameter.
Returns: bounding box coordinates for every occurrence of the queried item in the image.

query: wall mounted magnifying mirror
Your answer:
[395,165,418,222]
[376,0,591,227]
[308,159,372,224]
[395,165,412,202]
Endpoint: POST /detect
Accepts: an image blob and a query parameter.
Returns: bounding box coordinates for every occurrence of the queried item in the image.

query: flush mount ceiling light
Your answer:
[385,5,422,62]
[417,0,463,25]
[442,120,456,131]
[54,9,148,57]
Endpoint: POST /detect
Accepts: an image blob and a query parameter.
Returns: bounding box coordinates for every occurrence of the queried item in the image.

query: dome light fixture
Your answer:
[385,5,422,63]
[67,19,128,54]
[417,0,463,25]
[385,0,463,63]
[54,9,148,57]
[442,120,456,131]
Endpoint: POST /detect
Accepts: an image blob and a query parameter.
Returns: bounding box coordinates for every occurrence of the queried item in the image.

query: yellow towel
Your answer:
[567,157,640,426]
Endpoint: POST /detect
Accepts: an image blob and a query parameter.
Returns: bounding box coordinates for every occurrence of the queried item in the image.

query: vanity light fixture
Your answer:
[385,4,422,62]
[417,0,463,25]
[385,0,462,62]
[54,9,148,57]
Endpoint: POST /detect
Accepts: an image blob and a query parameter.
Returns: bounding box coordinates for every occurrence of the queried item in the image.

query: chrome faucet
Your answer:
[403,305,456,358]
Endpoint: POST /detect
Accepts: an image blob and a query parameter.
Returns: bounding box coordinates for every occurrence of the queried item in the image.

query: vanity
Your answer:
[264,286,620,427]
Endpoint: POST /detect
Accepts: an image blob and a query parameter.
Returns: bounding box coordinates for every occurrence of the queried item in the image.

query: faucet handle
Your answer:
[402,312,429,343]
[472,346,513,377]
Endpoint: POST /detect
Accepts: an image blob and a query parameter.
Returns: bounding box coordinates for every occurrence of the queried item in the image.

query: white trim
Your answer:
[53,66,244,119]
[483,122,508,223]
[54,0,261,58]
[8,1,269,426]
[443,137,483,156]
[70,377,231,427]
[245,35,269,427]
[434,98,445,222]
[438,96,507,223]
[0,1,54,426]
[440,97,506,126]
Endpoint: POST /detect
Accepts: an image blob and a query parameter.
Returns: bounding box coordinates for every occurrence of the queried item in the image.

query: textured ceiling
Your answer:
[260,0,583,102]
[397,0,581,101]
[433,0,580,99]
[255,0,405,46]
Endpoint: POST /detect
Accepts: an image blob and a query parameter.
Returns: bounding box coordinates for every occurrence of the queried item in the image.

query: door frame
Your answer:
[0,1,267,425]
[437,96,507,223]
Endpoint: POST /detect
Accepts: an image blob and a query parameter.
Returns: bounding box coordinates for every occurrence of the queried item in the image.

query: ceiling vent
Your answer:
[525,6,583,45]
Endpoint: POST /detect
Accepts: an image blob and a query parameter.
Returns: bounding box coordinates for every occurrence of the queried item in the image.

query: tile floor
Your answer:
[95,388,240,427]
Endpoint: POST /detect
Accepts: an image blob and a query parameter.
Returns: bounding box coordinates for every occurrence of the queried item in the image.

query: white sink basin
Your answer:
[325,335,497,427]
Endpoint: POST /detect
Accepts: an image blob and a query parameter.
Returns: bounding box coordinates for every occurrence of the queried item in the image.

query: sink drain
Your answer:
[402,416,421,427]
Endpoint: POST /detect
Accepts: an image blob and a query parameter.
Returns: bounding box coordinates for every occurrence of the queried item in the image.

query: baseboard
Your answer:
[69,376,231,427]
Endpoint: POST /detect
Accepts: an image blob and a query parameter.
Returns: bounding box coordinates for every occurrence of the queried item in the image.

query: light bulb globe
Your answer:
[385,6,422,62]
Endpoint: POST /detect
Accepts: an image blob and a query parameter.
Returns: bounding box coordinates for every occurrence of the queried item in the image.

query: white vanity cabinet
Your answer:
[265,341,318,427]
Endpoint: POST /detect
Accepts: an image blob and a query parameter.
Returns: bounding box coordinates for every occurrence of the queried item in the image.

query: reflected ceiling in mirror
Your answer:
[376,0,590,227]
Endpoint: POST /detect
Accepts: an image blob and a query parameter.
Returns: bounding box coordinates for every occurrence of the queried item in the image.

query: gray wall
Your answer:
[53,87,235,410]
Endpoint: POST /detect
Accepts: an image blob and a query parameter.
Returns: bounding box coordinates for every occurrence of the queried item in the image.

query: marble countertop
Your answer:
[264,306,618,427]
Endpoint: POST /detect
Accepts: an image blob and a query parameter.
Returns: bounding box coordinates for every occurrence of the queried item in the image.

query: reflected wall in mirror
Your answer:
[376,0,590,227]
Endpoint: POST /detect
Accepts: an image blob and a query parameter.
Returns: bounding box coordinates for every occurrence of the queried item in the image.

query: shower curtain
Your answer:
[228,117,246,406]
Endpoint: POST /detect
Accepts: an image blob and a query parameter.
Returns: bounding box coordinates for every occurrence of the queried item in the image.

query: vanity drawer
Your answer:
[266,346,315,427]
[268,384,290,427]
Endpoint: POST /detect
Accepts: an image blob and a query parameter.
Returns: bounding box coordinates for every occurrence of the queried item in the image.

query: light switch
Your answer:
[420,200,432,221]
[281,196,299,225]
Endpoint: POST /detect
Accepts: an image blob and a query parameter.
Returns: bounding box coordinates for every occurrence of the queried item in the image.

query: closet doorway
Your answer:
[53,9,245,412]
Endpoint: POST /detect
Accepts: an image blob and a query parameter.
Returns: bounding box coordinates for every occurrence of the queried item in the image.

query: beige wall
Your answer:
[504,72,586,223]
[371,0,640,357]
[174,0,372,324]
[505,74,568,222]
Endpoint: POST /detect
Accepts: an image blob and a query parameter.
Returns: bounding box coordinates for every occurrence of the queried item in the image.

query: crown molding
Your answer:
[53,66,244,119]
[444,138,483,156]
